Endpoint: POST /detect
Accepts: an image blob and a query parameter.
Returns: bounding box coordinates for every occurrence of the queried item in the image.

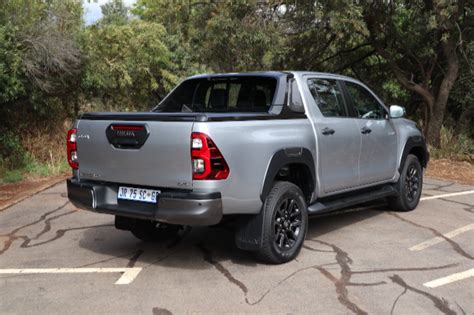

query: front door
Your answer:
[343,81,398,185]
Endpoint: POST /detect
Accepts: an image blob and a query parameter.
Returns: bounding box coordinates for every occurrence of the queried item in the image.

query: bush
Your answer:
[2,169,24,183]
[0,132,28,170]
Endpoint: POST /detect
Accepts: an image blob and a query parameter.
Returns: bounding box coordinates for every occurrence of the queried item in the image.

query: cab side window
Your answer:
[307,78,346,117]
[345,82,385,119]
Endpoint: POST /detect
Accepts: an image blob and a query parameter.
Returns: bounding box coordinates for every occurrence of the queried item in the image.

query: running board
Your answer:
[307,184,397,215]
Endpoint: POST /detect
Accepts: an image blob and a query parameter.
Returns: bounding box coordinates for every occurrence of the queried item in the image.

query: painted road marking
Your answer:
[420,190,474,201]
[0,267,142,285]
[409,223,474,251]
[424,268,474,288]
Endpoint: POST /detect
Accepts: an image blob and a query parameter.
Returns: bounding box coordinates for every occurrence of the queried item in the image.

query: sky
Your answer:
[83,0,137,25]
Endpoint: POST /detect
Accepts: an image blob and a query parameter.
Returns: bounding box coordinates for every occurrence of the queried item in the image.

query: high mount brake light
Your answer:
[67,128,79,170]
[111,125,145,131]
[191,132,229,180]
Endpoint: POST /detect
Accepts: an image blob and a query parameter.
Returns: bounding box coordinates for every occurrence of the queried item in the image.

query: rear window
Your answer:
[155,77,277,113]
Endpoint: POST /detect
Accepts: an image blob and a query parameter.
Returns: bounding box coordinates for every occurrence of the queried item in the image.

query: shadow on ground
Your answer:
[78,202,385,269]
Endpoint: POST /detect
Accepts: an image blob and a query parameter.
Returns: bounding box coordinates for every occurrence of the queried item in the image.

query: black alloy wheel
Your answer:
[274,197,302,250]
[405,165,420,202]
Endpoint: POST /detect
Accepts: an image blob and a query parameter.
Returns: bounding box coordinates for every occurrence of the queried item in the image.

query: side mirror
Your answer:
[390,105,406,119]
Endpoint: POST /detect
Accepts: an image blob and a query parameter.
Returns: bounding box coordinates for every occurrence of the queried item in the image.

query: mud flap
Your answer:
[234,209,266,251]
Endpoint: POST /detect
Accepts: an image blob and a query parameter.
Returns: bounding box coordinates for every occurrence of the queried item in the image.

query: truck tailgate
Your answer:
[76,117,194,189]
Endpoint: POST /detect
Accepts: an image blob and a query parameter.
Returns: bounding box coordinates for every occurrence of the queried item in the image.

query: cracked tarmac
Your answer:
[0,178,473,314]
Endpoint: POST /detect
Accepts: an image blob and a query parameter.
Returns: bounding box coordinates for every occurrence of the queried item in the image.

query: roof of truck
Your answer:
[188,71,288,80]
[289,71,356,81]
[188,71,357,82]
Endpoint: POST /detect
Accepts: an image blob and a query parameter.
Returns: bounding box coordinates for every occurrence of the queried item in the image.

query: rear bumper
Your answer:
[67,178,223,226]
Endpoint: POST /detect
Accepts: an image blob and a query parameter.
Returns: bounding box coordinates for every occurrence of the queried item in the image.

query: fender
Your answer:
[236,147,315,251]
[398,135,429,172]
[260,147,316,202]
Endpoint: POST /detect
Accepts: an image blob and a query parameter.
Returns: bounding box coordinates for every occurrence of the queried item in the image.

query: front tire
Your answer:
[257,181,308,264]
[388,154,423,211]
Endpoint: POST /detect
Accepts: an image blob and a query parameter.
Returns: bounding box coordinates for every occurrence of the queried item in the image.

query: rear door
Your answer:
[342,81,398,184]
[76,117,194,189]
[305,77,361,194]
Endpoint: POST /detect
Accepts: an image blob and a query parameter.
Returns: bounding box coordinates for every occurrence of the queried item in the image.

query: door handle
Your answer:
[361,126,372,134]
[321,127,335,135]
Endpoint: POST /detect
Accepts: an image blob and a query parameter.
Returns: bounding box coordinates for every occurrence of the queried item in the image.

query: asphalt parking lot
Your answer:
[0,178,473,314]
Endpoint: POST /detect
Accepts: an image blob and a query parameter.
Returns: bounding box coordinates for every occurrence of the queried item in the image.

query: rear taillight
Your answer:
[191,132,229,180]
[67,128,78,170]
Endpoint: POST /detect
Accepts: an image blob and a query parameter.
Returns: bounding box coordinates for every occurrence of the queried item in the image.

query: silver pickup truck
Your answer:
[67,71,428,263]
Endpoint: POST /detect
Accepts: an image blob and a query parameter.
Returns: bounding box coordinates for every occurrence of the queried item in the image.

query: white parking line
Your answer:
[420,190,474,201]
[409,223,474,251]
[424,268,474,288]
[0,267,142,285]
[114,267,142,285]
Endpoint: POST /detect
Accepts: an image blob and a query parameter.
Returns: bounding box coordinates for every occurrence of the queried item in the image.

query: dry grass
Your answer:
[0,119,72,183]
[21,119,72,166]
[429,126,474,163]
[426,159,474,185]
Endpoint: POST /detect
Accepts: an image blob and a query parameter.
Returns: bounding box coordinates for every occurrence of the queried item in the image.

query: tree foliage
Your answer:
[0,0,473,170]
[100,0,129,25]
[0,0,83,118]
[82,20,176,110]
[359,0,470,147]
[133,1,283,74]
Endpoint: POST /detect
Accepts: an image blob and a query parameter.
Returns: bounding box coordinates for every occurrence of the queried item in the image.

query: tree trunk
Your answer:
[425,39,459,148]
[425,110,443,148]
[424,81,456,147]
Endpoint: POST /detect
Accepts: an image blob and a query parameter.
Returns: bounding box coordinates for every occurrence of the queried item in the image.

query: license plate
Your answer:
[117,186,160,203]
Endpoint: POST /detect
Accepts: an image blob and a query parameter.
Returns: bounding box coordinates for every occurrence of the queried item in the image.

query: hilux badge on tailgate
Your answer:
[116,130,135,137]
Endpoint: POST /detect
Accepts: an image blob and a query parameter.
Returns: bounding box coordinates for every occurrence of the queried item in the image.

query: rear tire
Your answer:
[257,181,308,264]
[129,219,181,242]
[388,154,423,211]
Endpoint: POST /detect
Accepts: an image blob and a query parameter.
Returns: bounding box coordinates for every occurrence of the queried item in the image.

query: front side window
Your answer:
[307,78,346,117]
[345,82,385,119]
[155,77,277,113]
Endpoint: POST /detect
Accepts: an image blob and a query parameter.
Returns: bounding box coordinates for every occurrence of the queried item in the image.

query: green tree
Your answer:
[133,0,209,78]
[0,0,83,116]
[100,0,128,25]
[259,1,472,147]
[0,24,25,104]
[81,19,176,110]
[0,0,83,170]
[133,1,283,73]
[360,0,471,147]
